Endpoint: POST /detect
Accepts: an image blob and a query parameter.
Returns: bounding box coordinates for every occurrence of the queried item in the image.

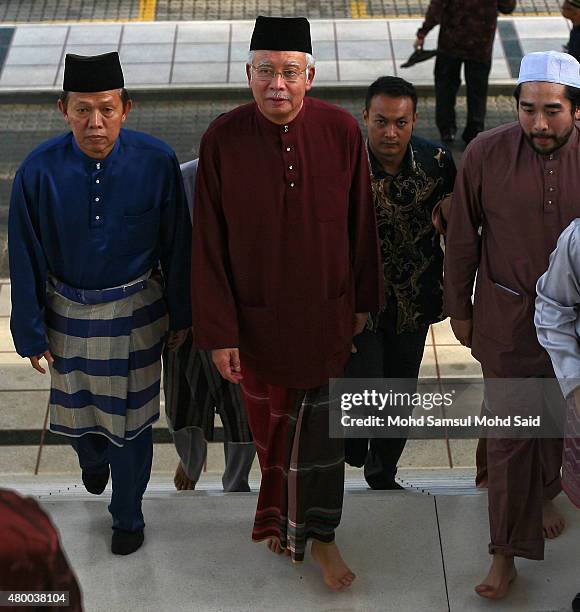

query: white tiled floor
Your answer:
[0,17,537,89]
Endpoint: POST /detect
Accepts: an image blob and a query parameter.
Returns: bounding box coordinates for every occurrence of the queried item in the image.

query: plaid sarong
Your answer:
[241,367,344,563]
[46,273,168,447]
[563,397,580,508]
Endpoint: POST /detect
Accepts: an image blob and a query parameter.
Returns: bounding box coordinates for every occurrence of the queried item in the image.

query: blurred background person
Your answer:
[415,0,516,146]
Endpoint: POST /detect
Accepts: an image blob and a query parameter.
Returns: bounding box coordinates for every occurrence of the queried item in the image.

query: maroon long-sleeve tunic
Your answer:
[192,97,382,388]
[444,122,580,376]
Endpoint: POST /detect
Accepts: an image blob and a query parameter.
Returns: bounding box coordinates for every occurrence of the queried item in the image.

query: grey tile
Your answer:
[230,21,254,43]
[520,37,568,54]
[0,285,9,317]
[338,40,391,61]
[0,391,48,429]
[0,364,50,391]
[489,58,512,79]
[389,19,437,40]
[397,60,435,82]
[64,45,120,58]
[119,44,173,64]
[43,493,447,611]
[513,16,569,38]
[174,43,228,63]
[312,41,336,61]
[339,59,396,82]
[67,25,122,46]
[12,25,68,46]
[310,21,335,42]
[176,23,230,44]
[123,62,171,85]
[122,24,176,45]
[492,38,506,59]
[230,42,249,63]
[0,65,58,87]
[5,45,62,66]
[0,446,36,475]
[228,63,249,83]
[390,38,418,59]
[312,60,338,82]
[439,494,580,612]
[335,20,388,41]
[172,62,227,84]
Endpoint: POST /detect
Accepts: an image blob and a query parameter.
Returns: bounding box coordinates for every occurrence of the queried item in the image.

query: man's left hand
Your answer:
[351,312,369,353]
[167,328,189,351]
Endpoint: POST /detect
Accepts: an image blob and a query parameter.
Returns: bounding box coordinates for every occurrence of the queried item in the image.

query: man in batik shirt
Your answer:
[345,76,455,489]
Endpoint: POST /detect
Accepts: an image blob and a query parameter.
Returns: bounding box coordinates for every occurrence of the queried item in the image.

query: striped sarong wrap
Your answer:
[563,397,580,508]
[241,369,344,563]
[163,330,252,443]
[46,271,168,447]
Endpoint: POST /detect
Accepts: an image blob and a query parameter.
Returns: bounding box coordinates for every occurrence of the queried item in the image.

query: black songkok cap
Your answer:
[63,52,124,92]
[250,16,312,54]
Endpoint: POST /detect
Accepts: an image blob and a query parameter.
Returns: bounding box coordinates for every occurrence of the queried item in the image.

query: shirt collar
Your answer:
[70,131,121,168]
[367,139,416,179]
[253,98,307,133]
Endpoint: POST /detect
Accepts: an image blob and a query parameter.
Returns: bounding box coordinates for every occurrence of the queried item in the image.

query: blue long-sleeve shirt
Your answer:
[9,128,192,357]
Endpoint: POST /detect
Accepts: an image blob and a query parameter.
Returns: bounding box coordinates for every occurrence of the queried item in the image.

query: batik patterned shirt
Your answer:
[370,135,456,333]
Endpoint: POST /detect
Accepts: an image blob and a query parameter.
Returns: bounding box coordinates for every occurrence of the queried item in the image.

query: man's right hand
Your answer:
[413,35,424,50]
[450,318,473,348]
[29,350,54,374]
[212,348,243,384]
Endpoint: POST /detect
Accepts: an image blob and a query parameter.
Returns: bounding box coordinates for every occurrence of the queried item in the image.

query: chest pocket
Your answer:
[310,167,349,222]
[121,207,160,256]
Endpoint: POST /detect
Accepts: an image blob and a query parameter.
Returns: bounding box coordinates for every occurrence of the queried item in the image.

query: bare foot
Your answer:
[475,554,517,600]
[311,540,355,591]
[173,463,195,491]
[266,537,285,555]
[543,499,566,539]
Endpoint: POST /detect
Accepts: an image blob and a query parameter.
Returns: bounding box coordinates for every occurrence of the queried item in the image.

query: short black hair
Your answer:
[58,88,131,109]
[365,76,418,113]
[513,82,580,113]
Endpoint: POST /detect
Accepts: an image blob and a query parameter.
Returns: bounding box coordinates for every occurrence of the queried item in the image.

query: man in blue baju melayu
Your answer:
[8,52,191,556]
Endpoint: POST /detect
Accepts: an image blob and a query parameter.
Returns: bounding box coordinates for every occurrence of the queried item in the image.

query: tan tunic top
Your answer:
[444,122,580,376]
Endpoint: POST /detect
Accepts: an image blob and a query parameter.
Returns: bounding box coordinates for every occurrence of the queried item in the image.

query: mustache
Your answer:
[266,92,291,100]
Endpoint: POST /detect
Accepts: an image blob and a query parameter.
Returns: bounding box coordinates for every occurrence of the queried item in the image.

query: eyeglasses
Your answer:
[251,65,308,83]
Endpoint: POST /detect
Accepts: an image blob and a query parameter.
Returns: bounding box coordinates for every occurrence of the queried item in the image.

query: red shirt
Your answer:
[192,97,382,388]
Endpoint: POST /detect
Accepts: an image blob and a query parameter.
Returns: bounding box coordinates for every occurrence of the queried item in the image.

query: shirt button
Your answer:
[548,155,554,160]
[95,215,100,220]
[547,201,552,205]
[96,179,100,184]
[290,182,295,187]
[289,165,293,170]
[286,147,291,152]
[548,170,554,175]
[283,125,289,133]
[548,187,554,192]
[95,197,100,202]
[96,163,101,169]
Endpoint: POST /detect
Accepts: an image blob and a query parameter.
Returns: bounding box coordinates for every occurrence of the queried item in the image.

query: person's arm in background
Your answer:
[535,220,580,405]
[415,0,445,49]
[431,146,457,235]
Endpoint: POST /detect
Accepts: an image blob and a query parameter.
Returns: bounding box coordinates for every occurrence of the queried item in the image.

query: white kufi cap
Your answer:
[517,50,580,88]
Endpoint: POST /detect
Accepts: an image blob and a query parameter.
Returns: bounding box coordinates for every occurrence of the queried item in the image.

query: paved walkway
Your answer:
[2,471,578,612]
[0,0,567,23]
[0,16,572,90]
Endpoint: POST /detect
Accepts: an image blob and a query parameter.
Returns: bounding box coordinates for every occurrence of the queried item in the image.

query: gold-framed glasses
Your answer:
[251,65,308,83]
